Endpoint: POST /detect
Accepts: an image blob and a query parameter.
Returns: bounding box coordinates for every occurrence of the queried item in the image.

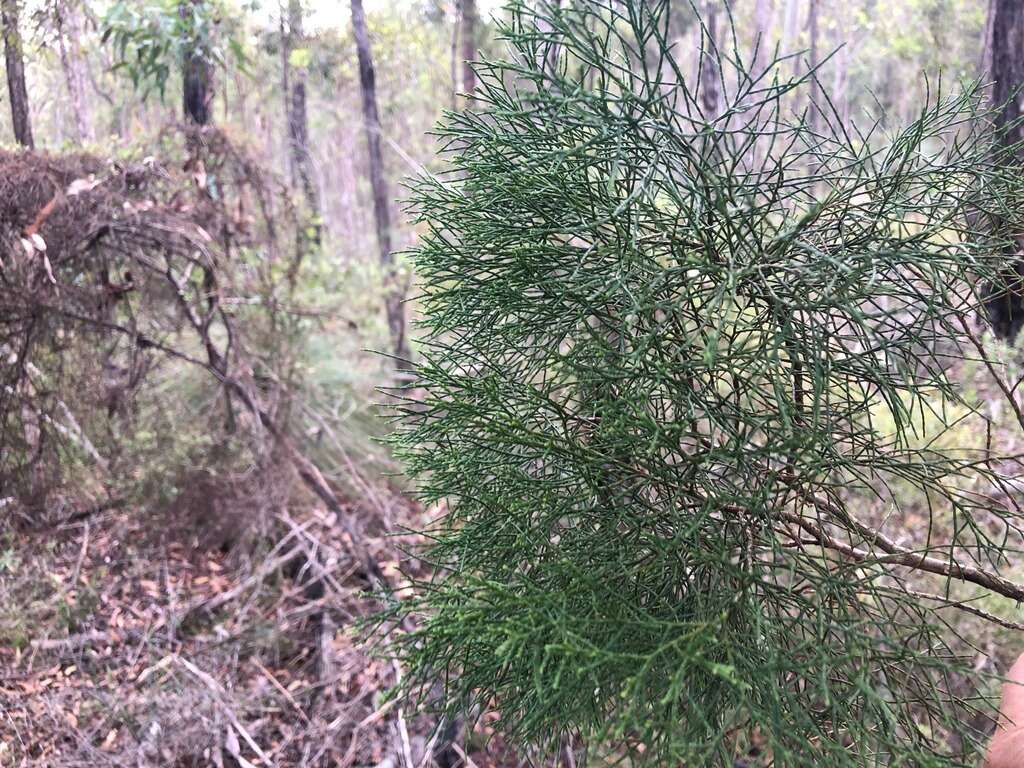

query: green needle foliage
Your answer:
[387,1,1024,765]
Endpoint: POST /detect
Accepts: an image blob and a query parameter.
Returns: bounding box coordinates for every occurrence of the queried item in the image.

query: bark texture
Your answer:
[283,0,321,240]
[351,0,410,368]
[181,0,213,125]
[990,0,1024,154]
[699,1,719,116]
[752,0,774,73]
[55,0,91,143]
[985,0,1024,339]
[807,0,820,134]
[460,0,476,97]
[1,0,33,148]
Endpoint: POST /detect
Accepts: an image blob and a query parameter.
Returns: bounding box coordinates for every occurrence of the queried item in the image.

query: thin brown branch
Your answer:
[959,314,1024,433]
[903,588,1024,632]
[776,508,1024,604]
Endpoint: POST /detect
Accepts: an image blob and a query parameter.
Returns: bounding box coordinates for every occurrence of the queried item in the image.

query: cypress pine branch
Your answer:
[384,2,1024,764]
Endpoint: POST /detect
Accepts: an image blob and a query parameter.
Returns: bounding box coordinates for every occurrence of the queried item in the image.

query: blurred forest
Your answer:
[0,0,1019,766]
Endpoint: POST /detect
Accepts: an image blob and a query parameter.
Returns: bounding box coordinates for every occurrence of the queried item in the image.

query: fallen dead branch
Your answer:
[30,627,145,652]
[175,655,277,767]
[178,540,306,628]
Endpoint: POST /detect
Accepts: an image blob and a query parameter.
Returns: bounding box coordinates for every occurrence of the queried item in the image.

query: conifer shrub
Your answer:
[389,1,1024,764]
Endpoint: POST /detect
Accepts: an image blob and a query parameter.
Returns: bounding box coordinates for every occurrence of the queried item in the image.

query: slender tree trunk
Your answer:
[540,0,562,76]
[749,0,776,167]
[781,0,802,76]
[279,4,291,168]
[350,0,410,369]
[450,3,460,110]
[181,0,212,125]
[699,1,719,116]
[983,0,1024,339]
[460,0,476,98]
[182,58,212,124]
[807,0,820,134]
[831,1,850,127]
[752,0,774,73]
[1,0,33,148]
[55,0,91,143]
[283,0,321,243]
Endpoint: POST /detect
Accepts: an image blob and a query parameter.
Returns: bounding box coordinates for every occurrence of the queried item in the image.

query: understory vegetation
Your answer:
[0,128,441,764]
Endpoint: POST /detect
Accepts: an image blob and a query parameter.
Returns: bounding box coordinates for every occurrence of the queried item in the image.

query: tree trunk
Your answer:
[781,0,802,76]
[989,0,1024,151]
[699,1,719,116]
[450,3,460,110]
[984,0,1024,339]
[282,0,321,243]
[1,0,33,148]
[540,0,562,76]
[181,0,212,125]
[280,4,290,161]
[460,0,476,98]
[982,0,996,75]
[752,0,774,73]
[831,1,850,127]
[807,0,820,134]
[55,0,91,143]
[350,0,411,369]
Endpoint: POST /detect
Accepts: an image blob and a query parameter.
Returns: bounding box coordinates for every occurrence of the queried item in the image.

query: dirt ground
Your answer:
[0,495,515,768]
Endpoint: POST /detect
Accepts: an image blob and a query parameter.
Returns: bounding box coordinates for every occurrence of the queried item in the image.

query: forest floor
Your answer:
[0,495,513,767]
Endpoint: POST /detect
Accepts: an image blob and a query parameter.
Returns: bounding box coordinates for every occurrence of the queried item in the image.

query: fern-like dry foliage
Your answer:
[388,1,1024,764]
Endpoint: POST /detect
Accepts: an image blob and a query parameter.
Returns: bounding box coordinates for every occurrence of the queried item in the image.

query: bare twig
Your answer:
[959,315,1024,433]
[903,588,1024,632]
[776,508,1024,605]
[176,655,276,767]
[451,743,480,768]
[178,540,305,627]
[393,660,415,768]
[253,658,312,726]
